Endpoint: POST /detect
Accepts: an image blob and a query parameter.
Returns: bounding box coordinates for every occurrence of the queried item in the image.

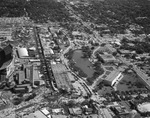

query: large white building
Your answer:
[137,102,150,113]
[17,48,29,58]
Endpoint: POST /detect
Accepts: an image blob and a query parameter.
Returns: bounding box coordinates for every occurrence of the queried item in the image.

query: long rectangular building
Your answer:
[51,63,72,92]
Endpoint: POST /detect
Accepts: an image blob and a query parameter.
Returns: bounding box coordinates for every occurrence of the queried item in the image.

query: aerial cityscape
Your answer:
[0,0,150,118]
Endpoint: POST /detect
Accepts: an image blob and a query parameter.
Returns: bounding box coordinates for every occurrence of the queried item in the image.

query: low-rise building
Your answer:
[51,115,67,118]
[99,53,116,63]
[17,48,29,58]
[110,105,129,116]
[69,107,82,115]
[44,48,54,57]
[101,70,123,87]
[52,108,64,114]
[99,108,114,118]
[97,44,116,54]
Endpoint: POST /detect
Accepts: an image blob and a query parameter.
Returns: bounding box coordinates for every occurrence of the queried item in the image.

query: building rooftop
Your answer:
[100,108,113,118]
[138,102,150,113]
[53,73,72,91]
[102,70,121,82]
[34,110,47,118]
[51,115,67,118]
[97,44,116,54]
[51,63,68,73]
[17,48,29,58]
[51,64,72,91]
[41,108,50,115]
[83,114,98,118]
[69,107,82,115]
[0,17,30,25]
[105,44,117,53]
[100,54,116,62]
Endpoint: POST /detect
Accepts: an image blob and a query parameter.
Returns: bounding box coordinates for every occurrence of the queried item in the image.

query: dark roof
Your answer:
[0,44,13,70]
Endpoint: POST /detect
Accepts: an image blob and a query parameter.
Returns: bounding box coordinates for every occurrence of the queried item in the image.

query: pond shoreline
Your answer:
[65,49,104,85]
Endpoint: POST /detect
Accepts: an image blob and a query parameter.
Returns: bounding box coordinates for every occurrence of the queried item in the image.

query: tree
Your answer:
[67,100,76,107]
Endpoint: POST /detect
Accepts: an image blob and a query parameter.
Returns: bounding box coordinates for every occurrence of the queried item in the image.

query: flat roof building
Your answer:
[99,54,116,63]
[34,110,48,118]
[17,48,29,58]
[137,102,150,113]
[69,107,82,115]
[51,115,67,118]
[51,64,72,92]
[99,108,113,118]
[97,44,116,54]
[102,70,123,87]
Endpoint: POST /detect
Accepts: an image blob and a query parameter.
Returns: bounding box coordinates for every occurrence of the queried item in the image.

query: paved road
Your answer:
[33,27,54,90]
[63,1,102,43]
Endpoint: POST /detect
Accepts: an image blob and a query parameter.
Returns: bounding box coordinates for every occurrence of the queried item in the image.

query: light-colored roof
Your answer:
[33,110,47,118]
[119,50,131,54]
[52,108,63,113]
[72,107,82,115]
[53,73,71,90]
[29,47,36,50]
[138,103,150,113]
[47,115,51,118]
[51,64,72,90]
[17,48,29,58]
[23,113,35,118]
[41,108,50,115]
[105,44,117,53]
[49,48,54,54]
[51,115,67,118]
[83,114,98,118]
[51,63,68,73]
[72,31,81,36]
[99,108,113,118]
